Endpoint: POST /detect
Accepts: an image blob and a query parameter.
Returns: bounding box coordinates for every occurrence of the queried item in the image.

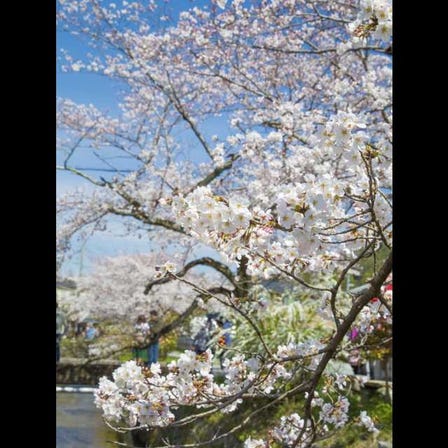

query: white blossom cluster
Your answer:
[349,0,392,42]
[58,0,392,283]
[88,341,121,359]
[173,187,253,245]
[94,361,174,427]
[94,349,298,428]
[270,413,314,447]
[357,306,376,335]
[248,384,355,447]
[243,438,267,448]
[189,315,209,338]
[352,281,393,337]
[358,410,380,434]
[318,395,350,429]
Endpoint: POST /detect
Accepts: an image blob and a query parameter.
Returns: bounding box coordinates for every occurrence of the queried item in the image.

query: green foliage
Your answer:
[117,350,134,362]
[358,245,390,284]
[60,336,89,358]
[231,286,332,356]
[159,328,180,359]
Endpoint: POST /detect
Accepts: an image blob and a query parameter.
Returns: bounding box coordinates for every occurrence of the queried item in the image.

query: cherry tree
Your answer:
[57,0,392,446]
[62,253,214,321]
[58,251,231,359]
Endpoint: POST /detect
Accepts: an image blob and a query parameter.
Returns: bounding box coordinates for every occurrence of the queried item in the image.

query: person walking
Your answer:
[147,310,160,365]
[84,321,99,340]
[216,316,232,369]
[192,314,218,355]
[133,314,150,366]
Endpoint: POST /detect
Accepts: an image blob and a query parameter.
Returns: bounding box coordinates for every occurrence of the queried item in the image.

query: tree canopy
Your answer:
[57,0,392,446]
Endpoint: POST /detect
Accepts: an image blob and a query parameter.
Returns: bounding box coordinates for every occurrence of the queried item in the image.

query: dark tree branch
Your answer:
[188,153,240,193]
[144,257,237,294]
[293,250,393,448]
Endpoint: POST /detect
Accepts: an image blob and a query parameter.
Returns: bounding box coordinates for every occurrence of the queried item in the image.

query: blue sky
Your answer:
[57,0,220,276]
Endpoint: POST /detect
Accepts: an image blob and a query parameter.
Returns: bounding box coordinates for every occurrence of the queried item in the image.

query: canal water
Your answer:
[57,390,122,447]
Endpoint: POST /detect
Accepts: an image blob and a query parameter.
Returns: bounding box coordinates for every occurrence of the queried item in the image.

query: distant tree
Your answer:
[59,252,230,359]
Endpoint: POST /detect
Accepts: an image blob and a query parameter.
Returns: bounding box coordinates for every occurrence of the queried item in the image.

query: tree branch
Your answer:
[293,251,393,447]
[144,257,237,294]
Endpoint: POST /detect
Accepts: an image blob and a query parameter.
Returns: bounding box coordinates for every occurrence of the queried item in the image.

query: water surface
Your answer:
[57,391,121,448]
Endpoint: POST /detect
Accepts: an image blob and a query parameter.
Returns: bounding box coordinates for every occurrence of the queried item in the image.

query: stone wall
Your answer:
[56,358,122,385]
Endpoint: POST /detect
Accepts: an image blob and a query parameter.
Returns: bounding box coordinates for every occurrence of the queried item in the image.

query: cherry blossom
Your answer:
[57,0,393,445]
